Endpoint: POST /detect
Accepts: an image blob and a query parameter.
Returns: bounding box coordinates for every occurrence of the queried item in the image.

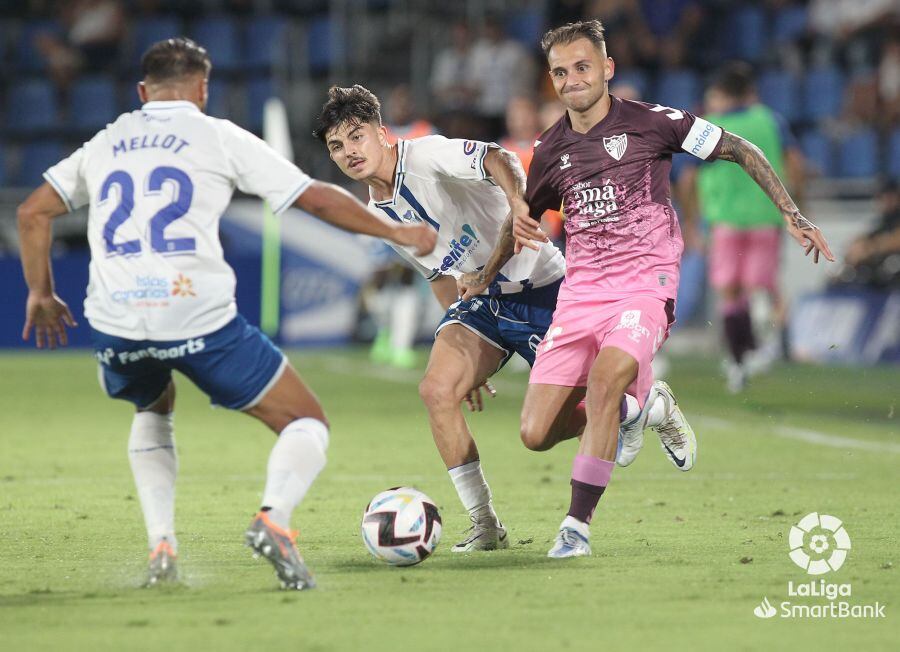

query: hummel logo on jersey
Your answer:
[603,133,628,161]
[559,153,572,169]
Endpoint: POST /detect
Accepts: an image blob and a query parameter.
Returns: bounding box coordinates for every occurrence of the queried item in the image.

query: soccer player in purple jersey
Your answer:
[475,20,834,558]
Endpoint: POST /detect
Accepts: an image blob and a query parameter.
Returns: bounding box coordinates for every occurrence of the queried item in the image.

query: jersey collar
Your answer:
[563,94,621,137]
[371,139,408,207]
[141,100,202,113]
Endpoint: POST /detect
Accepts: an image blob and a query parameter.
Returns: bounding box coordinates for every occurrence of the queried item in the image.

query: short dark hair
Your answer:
[540,20,606,58]
[313,85,382,142]
[141,38,212,83]
[710,61,756,99]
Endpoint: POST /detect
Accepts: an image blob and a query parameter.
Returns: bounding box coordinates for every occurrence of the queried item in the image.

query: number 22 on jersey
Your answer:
[100,166,195,257]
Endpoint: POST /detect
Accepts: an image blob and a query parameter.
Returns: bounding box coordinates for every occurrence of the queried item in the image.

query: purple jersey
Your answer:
[525,95,723,303]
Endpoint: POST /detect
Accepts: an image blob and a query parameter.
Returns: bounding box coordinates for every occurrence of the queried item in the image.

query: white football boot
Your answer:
[547,527,591,558]
[650,381,697,471]
[450,517,509,552]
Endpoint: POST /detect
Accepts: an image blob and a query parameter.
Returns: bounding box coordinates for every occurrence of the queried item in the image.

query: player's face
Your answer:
[547,38,614,113]
[325,121,388,181]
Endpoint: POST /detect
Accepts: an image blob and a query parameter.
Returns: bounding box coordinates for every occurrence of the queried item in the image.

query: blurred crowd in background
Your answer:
[0,0,897,186]
[0,1,898,366]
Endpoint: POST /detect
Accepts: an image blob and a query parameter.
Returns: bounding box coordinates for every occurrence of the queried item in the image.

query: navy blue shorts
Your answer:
[435,278,562,368]
[91,314,286,410]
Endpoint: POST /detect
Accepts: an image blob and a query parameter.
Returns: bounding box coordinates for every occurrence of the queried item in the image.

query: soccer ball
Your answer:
[361,487,442,566]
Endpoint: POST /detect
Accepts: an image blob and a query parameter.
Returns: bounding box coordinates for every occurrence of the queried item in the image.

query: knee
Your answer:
[520,418,553,452]
[418,374,458,411]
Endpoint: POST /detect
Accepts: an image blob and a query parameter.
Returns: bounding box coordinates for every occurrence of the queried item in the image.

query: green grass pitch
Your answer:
[1,349,897,650]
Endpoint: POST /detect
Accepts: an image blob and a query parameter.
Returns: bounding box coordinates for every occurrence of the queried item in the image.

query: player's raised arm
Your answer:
[717,130,834,263]
[457,147,528,300]
[293,180,436,256]
[17,182,78,349]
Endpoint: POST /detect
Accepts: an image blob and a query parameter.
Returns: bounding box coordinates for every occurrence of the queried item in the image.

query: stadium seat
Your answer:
[245,77,276,132]
[69,75,119,131]
[802,66,844,121]
[132,16,182,65]
[800,129,835,177]
[18,140,65,187]
[726,6,766,62]
[0,144,7,187]
[773,5,808,44]
[13,20,62,72]
[307,15,344,75]
[192,15,240,72]
[888,129,900,178]
[245,15,289,70]
[610,70,649,99]
[655,70,700,112]
[6,80,58,134]
[758,70,799,124]
[505,9,544,47]
[206,79,229,119]
[837,128,878,178]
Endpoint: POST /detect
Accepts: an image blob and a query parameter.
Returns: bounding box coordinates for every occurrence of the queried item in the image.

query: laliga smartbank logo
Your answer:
[753,512,885,620]
[789,511,851,575]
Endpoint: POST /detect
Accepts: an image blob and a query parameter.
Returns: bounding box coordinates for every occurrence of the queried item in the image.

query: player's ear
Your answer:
[137,81,148,104]
[198,77,209,111]
[605,57,615,82]
[377,124,389,146]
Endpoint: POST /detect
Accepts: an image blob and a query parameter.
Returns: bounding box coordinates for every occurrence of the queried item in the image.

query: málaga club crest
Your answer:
[603,133,628,161]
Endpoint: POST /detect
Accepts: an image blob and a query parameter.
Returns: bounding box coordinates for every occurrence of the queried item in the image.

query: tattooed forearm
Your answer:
[480,213,516,279]
[717,131,800,218]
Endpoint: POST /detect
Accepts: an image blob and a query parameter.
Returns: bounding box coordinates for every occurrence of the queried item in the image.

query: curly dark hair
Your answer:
[141,37,211,83]
[313,85,382,142]
[540,20,606,58]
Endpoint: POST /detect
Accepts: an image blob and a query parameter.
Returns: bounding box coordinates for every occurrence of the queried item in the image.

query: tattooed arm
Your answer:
[456,212,516,300]
[717,131,834,263]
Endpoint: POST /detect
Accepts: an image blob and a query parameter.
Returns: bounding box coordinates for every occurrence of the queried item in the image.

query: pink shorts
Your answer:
[529,295,675,407]
[709,225,781,291]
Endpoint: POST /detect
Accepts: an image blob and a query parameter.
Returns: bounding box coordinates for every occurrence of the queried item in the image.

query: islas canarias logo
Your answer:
[171,273,196,298]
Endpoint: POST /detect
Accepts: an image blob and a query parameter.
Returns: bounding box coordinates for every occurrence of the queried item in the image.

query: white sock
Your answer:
[448,460,499,526]
[261,418,329,529]
[644,393,669,428]
[128,411,177,552]
[561,515,590,539]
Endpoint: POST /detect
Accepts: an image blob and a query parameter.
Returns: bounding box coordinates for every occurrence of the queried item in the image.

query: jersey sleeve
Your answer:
[218,121,313,215]
[645,103,723,161]
[43,146,89,212]
[413,135,499,182]
[524,145,562,216]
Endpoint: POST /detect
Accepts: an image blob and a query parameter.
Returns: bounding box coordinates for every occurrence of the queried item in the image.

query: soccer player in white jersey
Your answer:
[315,85,682,552]
[16,39,435,589]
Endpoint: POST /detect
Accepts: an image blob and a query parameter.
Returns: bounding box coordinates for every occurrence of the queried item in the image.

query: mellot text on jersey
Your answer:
[113,133,190,157]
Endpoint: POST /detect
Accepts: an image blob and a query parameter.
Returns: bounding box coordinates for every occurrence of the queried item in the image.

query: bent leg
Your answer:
[418,324,506,468]
[244,362,329,530]
[519,383,586,451]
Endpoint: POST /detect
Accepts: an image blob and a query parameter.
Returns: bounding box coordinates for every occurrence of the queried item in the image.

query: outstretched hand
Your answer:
[513,213,549,254]
[22,292,77,349]
[784,211,834,263]
[463,380,497,412]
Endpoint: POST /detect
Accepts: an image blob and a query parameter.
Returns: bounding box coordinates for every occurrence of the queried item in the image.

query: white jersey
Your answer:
[44,100,311,340]
[368,136,565,293]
